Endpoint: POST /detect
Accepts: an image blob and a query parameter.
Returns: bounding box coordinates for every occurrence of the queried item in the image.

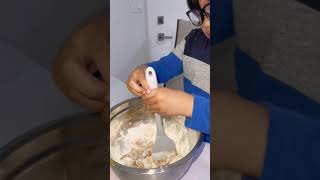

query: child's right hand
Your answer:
[127,65,151,96]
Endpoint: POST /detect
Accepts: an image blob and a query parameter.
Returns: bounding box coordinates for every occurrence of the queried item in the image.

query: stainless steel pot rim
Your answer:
[110,97,204,173]
[0,112,97,161]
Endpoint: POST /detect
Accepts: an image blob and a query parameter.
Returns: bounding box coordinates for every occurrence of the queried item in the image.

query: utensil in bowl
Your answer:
[145,67,176,159]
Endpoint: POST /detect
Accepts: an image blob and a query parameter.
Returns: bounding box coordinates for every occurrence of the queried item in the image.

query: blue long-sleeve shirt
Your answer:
[148,29,210,143]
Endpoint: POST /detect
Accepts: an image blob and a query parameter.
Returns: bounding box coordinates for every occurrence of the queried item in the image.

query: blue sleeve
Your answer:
[261,103,320,180]
[212,0,235,45]
[146,52,183,84]
[185,95,210,140]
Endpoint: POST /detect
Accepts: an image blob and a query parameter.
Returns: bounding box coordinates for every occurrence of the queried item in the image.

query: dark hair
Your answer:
[187,0,200,10]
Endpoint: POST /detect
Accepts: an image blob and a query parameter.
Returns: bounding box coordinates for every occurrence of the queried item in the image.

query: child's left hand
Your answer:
[142,87,194,117]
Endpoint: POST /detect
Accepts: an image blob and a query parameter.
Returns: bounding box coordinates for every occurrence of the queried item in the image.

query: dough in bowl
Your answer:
[110,108,199,169]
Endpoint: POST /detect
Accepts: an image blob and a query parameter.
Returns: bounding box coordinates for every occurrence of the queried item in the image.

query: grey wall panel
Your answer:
[212,38,237,93]
[0,0,107,70]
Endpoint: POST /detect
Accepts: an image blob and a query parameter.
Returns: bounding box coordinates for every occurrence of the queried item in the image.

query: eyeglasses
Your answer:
[186,3,210,26]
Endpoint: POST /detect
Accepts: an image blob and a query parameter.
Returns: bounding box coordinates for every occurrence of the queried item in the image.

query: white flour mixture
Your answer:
[110,113,198,169]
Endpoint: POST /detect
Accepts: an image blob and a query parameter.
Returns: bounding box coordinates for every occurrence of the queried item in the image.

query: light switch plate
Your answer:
[129,0,144,13]
[157,16,164,25]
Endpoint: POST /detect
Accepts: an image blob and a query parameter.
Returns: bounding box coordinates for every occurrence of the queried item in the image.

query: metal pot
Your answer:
[110,98,204,180]
[0,113,107,180]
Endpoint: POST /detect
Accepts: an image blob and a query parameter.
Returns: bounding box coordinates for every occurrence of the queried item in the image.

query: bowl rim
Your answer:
[110,97,204,173]
[0,112,101,161]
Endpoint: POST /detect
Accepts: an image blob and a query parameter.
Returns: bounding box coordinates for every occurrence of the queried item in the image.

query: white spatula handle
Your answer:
[145,67,165,135]
[154,114,165,136]
[145,67,158,90]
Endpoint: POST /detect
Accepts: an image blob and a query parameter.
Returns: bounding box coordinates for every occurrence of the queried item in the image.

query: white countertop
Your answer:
[110,75,210,180]
[110,74,135,107]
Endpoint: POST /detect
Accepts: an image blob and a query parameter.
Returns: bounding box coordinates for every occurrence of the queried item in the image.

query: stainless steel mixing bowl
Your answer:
[0,113,107,180]
[110,97,204,180]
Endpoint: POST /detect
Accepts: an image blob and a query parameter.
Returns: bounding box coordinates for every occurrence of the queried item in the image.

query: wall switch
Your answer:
[157,16,164,25]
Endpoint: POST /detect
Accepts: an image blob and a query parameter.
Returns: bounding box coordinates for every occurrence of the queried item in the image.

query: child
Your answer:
[127,0,210,143]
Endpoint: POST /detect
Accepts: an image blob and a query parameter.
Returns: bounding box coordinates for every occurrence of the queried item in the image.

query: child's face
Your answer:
[199,0,210,39]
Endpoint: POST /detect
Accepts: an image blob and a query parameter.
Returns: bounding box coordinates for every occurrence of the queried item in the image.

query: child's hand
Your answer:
[142,87,194,117]
[53,13,108,112]
[127,65,150,96]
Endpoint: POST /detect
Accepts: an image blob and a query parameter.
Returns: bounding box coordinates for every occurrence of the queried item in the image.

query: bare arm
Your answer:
[213,90,269,177]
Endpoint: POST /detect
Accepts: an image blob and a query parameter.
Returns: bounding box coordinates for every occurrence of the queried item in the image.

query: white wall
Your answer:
[110,0,190,82]
[146,0,189,60]
[110,0,150,82]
